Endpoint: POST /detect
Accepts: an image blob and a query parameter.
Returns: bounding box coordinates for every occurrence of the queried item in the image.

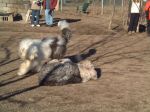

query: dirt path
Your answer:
[0,13,150,112]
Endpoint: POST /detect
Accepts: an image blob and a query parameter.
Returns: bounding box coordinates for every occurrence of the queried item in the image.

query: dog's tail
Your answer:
[58,20,72,42]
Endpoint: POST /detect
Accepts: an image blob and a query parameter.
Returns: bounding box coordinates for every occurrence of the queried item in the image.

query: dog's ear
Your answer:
[29,46,38,60]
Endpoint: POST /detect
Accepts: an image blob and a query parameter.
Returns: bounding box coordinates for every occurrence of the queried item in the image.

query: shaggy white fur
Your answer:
[77,60,97,82]
[58,20,69,30]
[18,20,71,76]
[17,59,41,76]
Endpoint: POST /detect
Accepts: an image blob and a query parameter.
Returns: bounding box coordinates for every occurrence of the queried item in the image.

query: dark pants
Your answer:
[31,10,40,25]
[128,13,140,32]
[147,20,150,34]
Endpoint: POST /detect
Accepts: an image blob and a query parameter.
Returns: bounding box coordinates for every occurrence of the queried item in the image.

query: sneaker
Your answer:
[36,24,40,27]
[128,31,132,35]
[132,31,136,34]
[45,25,54,27]
[31,24,35,27]
[45,24,51,27]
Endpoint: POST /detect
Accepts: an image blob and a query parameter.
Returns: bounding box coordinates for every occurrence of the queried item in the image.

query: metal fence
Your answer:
[60,0,127,16]
[62,0,122,6]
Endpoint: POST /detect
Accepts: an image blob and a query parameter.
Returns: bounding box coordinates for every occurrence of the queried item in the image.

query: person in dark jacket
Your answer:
[145,0,150,35]
[42,0,57,26]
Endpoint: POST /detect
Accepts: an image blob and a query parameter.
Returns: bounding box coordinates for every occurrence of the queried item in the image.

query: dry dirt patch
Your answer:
[0,11,150,112]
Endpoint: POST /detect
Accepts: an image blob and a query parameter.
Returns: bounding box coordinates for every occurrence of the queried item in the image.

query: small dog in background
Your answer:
[18,20,72,76]
[38,59,98,86]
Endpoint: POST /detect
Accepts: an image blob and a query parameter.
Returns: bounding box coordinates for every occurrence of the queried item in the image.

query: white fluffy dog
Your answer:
[38,59,98,86]
[18,20,71,76]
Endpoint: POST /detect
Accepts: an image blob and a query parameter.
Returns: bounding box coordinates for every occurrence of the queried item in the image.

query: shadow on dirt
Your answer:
[0,68,18,76]
[92,36,146,65]
[0,75,19,84]
[0,85,40,101]
[54,18,81,23]
[40,18,81,27]
[0,73,34,87]
[0,37,19,65]
[0,57,19,66]
[0,68,102,101]
[0,46,11,65]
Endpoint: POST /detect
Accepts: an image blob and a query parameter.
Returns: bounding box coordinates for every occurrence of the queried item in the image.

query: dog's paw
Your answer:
[17,71,25,76]
[82,79,88,83]
[17,67,28,76]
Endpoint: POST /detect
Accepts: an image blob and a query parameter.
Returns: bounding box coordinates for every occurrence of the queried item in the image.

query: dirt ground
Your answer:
[0,8,150,112]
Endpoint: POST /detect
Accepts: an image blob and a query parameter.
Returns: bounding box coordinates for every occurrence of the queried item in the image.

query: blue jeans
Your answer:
[31,10,40,25]
[45,9,53,25]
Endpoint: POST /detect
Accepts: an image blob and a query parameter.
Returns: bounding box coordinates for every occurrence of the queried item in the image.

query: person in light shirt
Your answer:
[30,0,43,27]
[128,0,141,34]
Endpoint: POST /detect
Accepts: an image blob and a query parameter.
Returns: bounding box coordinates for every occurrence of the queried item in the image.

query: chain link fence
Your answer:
[62,0,122,5]
[60,0,125,16]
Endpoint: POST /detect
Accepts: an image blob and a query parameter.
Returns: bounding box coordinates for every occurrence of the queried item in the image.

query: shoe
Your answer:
[45,24,54,27]
[45,25,50,27]
[132,31,136,34]
[36,24,40,27]
[31,24,35,27]
[128,31,132,35]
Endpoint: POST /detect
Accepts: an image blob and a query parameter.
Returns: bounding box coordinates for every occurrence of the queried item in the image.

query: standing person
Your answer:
[30,0,42,27]
[128,0,141,34]
[42,0,58,26]
[145,0,150,35]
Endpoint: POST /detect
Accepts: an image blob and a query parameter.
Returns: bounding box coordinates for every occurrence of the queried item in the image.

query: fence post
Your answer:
[108,0,116,30]
[60,0,63,12]
[101,0,104,15]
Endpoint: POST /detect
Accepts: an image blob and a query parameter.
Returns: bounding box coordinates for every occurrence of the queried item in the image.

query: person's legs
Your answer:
[35,10,40,26]
[31,10,36,25]
[128,13,135,32]
[132,13,140,32]
[147,20,150,35]
[45,9,53,26]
